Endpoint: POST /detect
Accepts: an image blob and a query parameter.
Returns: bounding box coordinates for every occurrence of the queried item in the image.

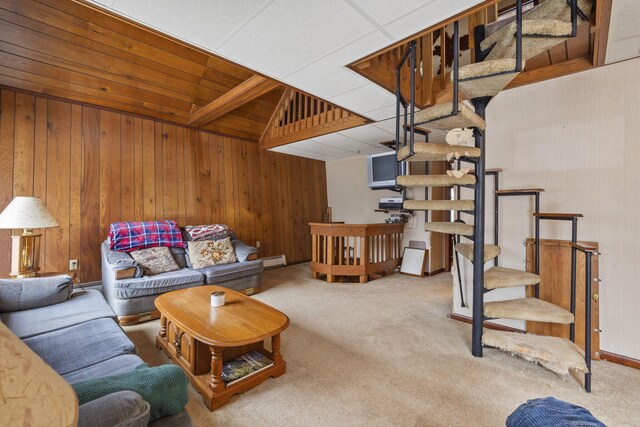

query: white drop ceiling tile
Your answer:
[608,0,640,42]
[269,145,335,162]
[290,140,351,157]
[606,38,640,64]
[282,31,388,98]
[89,0,114,7]
[359,146,392,155]
[349,0,436,26]
[370,117,397,134]
[384,0,484,40]
[329,83,396,115]
[362,103,398,121]
[216,0,377,78]
[313,133,378,152]
[338,123,394,144]
[109,0,268,49]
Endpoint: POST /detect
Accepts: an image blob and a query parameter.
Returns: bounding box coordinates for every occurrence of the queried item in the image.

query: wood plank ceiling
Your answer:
[0,0,368,142]
[348,0,612,109]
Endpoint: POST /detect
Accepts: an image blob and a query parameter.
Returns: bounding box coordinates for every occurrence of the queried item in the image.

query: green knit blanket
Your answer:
[72,363,189,421]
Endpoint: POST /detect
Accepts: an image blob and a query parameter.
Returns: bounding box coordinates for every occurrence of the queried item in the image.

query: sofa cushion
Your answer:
[113,269,204,299]
[78,391,150,427]
[188,238,237,269]
[64,353,144,384]
[0,275,72,312]
[232,239,258,262]
[149,410,194,427]
[1,289,116,339]
[23,318,135,376]
[130,247,180,276]
[198,259,264,284]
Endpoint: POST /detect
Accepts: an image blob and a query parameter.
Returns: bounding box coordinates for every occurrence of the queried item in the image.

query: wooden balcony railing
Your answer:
[310,223,404,283]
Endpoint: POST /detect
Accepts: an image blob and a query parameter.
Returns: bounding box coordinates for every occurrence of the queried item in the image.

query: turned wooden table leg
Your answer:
[271,334,283,365]
[209,346,225,393]
[159,314,167,337]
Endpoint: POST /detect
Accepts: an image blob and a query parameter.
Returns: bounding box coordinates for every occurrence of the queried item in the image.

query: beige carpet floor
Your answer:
[125,263,640,426]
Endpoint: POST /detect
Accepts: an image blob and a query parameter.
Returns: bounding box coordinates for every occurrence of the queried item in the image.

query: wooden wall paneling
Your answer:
[223,137,237,232]
[258,151,273,256]
[0,90,15,275]
[0,88,328,279]
[44,99,71,274]
[99,110,121,244]
[68,104,82,273]
[141,119,155,221]
[162,124,178,221]
[12,92,34,197]
[153,122,164,220]
[212,135,226,226]
[194,131,211,225]
[132,118,144,221]
[80,106,100,282]
[120,115,135,222]
[183,129,198,225]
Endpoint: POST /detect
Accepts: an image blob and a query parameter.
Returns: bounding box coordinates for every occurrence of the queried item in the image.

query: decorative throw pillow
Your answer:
[130,247,180,276]
[188,238,237,269]
[108,220,184,252]
[183,224,231,242]
[0,275,72,313]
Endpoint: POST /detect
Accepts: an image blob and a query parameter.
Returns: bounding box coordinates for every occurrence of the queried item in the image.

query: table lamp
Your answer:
[0,197,59,278]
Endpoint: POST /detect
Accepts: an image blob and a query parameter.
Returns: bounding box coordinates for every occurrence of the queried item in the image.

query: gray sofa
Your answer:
[0,275,192,427]
[102,238,264,324]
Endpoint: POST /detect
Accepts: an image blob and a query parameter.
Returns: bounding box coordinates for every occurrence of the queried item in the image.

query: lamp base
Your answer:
[9,231,42,278]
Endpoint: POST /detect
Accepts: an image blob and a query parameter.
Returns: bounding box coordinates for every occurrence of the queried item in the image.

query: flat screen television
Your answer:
[367,151,406,190]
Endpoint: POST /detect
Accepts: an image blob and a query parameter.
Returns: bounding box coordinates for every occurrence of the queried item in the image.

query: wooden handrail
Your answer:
[310,223,404,284]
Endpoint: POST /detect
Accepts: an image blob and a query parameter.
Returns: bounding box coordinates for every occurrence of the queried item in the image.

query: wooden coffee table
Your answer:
[155,285,289,410]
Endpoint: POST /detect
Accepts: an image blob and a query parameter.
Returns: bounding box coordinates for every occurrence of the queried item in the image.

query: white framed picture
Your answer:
[400,247,428,277]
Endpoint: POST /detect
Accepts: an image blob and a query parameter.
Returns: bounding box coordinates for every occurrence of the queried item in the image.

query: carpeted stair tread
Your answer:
[397,174,476,188]
[455,243,501,263]
[425,222,473,236]
[481,0,593,62]
[484,266,540,290]
[405,199,474,212]
[397,142,481,162]
[483,330,587,376]
[414,102,486,131]
[484,298,574,324]
[458,58,523,99]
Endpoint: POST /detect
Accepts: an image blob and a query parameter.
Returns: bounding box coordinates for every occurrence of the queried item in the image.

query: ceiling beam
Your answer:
[188,75,281,127]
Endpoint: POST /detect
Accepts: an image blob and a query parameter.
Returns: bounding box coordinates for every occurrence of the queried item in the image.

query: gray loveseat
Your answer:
[102,238,264,324]
[0,275,192,427]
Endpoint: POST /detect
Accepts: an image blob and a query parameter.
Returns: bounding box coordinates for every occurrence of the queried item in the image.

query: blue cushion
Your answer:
[114,268,204,298]
[1,289,116,339]
[507,397,606,427]
[78,391,150,427]
[0,275,72,312]
[64,354,144,385]
[23,318,135,375]
[198,259,263,284]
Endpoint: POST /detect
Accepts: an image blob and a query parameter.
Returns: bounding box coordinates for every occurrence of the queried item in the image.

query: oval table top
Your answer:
[155,285,290,347]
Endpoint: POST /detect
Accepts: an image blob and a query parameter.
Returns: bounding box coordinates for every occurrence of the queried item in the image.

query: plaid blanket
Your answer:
[108,220,184,252]
[183,224,231,241]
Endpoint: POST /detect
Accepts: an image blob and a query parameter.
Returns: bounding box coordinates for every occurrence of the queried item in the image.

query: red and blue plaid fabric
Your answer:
[108,220,184,252]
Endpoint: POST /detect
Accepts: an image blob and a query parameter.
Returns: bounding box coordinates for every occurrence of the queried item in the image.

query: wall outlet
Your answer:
[256,241,261,248]
[69,259,79,270]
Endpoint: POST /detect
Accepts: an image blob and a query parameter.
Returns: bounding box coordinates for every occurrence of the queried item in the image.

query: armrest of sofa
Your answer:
[78,391,150,427]
[0,275,72,312]
[232,239,259,262]
[101,242,142,280]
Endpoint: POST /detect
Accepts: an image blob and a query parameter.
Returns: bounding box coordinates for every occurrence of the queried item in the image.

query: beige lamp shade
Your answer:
[0,197,59,230]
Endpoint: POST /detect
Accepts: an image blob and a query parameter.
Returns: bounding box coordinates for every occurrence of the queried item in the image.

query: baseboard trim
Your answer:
[449,313,525,334]
[600,351,640,370]
[426,268,445,276]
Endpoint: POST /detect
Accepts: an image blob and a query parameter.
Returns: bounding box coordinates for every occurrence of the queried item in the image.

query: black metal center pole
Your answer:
[409,41,416,156]
[570,218,578,342]
[534,192,540,298]
[494,173,499,266]
[585,251,592,392]
[471,98,488,358]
